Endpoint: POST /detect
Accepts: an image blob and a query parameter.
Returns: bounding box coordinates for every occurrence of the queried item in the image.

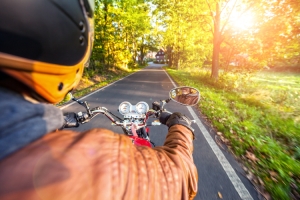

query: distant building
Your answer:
[155,49,166,62]
[146,51,156,59]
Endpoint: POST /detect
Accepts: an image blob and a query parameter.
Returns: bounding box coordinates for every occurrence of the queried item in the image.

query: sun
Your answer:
[229,10,256,31]
[223,4,255,31]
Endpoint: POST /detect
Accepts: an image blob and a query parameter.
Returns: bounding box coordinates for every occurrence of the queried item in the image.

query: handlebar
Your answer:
[64,96,197,132]
[69,96,172,129]
[74,104,153,121]
[89,107,161,126]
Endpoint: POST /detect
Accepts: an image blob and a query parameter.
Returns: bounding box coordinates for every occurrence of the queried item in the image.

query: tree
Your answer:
[153,0,261,76]
[91,0,153,70]
[153,0,212,69]
[204,0,260,78]
[253,0,300,68]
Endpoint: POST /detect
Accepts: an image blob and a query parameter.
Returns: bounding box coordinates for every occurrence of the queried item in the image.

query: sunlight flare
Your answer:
[230,11,256,31]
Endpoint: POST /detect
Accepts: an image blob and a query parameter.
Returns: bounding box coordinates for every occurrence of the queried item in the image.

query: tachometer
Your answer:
[135,101,149,115]
[118,101,132,115]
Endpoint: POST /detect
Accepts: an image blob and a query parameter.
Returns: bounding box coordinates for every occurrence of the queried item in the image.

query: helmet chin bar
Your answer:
[0,70,45,103]
[1,63,84,103]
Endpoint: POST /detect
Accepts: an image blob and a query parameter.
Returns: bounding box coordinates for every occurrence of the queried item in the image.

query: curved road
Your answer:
[62,63,258,200]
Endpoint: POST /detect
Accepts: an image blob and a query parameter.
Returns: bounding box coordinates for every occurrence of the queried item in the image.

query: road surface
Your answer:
[62,63,258,200]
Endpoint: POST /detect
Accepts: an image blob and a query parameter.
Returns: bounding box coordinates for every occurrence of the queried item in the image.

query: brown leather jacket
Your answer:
[175,94,199,105]
[0,125,198,200]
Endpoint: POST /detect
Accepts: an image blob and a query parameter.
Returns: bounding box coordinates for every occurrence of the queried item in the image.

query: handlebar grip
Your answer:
[159,111,172,125]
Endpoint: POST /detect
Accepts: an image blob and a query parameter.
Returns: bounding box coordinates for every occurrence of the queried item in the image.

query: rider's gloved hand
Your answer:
[60,112,79,129]
[159,111,172,124]
[160,112,195,137]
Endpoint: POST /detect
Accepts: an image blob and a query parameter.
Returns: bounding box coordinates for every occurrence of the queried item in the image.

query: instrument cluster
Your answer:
[118,101,149,118]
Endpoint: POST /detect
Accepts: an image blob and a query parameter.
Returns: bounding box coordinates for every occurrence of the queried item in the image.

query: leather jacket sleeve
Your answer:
[159,125,198,199]
[0,125,198,200]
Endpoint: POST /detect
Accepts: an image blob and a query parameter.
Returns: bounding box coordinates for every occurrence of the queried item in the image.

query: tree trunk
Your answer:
[211,2,221,79]
[140,48,144,64]
[211,37,220,78]
[175,52,179,70]
[167,46,173,66]
[139,38,145,63]
[175,45,180,70]
[103,1,108,66]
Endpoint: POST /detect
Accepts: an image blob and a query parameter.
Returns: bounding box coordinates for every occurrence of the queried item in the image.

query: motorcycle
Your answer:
[63,86,200,147]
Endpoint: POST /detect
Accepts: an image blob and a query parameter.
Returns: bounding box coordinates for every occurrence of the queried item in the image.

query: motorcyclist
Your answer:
[0,0,198,199]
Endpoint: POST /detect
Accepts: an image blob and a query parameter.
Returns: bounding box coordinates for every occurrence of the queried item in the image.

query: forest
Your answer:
[90,0,300,77]
[83,0,300,199]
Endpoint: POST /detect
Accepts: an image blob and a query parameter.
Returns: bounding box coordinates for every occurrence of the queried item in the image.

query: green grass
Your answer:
[166,67,300,199]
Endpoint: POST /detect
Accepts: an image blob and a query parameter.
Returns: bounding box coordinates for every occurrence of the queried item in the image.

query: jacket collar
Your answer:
[0,87,64,160]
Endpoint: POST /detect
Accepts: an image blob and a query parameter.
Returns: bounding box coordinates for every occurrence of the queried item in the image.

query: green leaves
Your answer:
[154,0,300,78]
[92,0,153,68]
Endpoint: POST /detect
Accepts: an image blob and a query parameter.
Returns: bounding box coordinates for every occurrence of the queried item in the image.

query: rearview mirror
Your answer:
[169,86,200,106]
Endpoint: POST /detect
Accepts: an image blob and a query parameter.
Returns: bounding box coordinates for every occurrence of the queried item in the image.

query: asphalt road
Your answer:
[62,63,259,200]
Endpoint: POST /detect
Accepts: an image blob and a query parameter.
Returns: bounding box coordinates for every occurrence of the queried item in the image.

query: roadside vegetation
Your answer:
[167,67,300,199]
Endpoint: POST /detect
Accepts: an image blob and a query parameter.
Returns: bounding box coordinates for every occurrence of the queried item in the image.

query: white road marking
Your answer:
[163,70,254,200]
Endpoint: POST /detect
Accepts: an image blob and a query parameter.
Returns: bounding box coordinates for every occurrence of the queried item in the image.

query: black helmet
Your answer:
[0,0,95,103]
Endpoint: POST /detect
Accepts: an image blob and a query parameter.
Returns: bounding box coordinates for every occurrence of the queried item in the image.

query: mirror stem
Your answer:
[72,97,84,105]
[166,98,171,103]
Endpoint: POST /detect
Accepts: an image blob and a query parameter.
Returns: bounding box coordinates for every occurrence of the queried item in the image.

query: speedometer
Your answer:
[135,101,149,115]
[118,101,132,115]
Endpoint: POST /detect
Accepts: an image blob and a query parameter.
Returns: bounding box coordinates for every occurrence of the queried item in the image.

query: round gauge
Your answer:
[135,101,149,115]
[118,101,132,115]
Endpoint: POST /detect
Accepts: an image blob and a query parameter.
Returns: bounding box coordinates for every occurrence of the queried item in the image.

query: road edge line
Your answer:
[163,69,253,200]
